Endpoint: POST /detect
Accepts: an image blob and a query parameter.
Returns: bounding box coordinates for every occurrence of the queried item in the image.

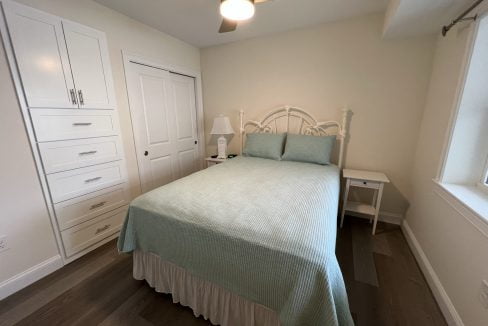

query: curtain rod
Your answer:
[442,0,485,36]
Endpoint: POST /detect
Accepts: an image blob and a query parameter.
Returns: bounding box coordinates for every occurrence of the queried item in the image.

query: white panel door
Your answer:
[62,20,115,110]
[3,1,77,108]
[126,62,199,193]
[171,73,199,178]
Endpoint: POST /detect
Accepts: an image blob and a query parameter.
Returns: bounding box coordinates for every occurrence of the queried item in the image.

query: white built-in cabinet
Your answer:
[0,0,128,263]
[4,1,115,109]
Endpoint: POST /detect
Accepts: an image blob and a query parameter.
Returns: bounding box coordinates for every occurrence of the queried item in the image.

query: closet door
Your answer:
[171,73,199,178]
[126,63,177,192]
[126,62,200,193]
[2,1,77,108]
[62,21,115,110]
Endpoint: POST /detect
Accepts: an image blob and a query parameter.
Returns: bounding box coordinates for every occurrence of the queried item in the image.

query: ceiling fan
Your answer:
[218,0,271,33]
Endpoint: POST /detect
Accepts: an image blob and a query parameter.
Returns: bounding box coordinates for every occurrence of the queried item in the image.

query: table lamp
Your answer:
[210,114,234,159]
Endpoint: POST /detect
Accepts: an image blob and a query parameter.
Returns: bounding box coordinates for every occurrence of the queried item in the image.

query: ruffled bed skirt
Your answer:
[133,250,280,326]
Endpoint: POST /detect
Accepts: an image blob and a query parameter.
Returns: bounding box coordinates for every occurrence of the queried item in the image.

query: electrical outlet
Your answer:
[480,280,488,309]
[0,235,8,253]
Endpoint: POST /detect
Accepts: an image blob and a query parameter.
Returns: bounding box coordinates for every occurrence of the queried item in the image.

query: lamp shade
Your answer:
[210,115,235,135]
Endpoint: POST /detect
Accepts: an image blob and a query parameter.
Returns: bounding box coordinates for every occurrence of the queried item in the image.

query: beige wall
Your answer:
[406,22,488,326]
[0,0,199,287]
[0,39,59,284]
[201,14,436,216]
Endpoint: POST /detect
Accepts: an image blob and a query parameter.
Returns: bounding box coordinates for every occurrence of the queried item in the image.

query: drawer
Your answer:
[47,161,127,203]
[61,205,128,257]
[350,179,381,189]
[39,136,123,174]
[54,183,130,230]
[30,109,119,142]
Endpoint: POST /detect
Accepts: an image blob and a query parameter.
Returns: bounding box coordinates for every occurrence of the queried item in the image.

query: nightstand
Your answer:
[340,169,390,235]
[205,157,227,168]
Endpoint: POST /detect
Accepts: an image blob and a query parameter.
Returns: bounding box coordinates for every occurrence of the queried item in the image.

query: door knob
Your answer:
[144,151,148,156]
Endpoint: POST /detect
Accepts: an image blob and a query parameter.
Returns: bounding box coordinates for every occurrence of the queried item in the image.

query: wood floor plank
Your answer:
[0,240,117,316]
[352,220,379,287]
[372,232,392,256]
[0,216,446,326]
[379,229,446,326]
[99,286,154,326]
[139,292,212,326]
[14,254,141,326]
[0,241,120,326]
[336,216,355,295]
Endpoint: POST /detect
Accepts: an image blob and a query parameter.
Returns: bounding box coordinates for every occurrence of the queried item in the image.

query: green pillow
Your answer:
[243,133,286,160]
[282,134,336,165]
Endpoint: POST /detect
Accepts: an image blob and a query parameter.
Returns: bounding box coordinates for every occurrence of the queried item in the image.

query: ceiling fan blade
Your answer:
[219,19,238,33]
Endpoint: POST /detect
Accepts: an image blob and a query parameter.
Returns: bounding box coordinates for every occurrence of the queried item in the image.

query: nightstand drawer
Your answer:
[350,179,380,189]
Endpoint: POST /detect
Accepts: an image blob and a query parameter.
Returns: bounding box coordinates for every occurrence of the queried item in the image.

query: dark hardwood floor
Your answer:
[0,217,446,326]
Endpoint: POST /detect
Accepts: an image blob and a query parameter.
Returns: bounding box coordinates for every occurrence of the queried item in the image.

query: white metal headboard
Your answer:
[239,106,350,169]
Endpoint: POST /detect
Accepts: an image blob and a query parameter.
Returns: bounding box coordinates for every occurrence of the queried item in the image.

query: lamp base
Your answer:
[217,135,227,159]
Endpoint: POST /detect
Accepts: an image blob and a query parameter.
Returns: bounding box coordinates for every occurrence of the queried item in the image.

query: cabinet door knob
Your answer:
[144,151,148,156]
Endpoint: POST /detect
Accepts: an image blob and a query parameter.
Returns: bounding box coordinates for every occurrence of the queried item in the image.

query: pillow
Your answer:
[282,134,336,165]
[243,133,286,160]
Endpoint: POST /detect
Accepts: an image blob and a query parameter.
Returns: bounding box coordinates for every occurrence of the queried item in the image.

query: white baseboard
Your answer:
[347,210,403,225]
[401,220,464,326]
[0,255,63,300]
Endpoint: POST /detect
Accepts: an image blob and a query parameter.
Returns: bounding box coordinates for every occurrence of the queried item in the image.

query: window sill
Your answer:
[433,180,488,237]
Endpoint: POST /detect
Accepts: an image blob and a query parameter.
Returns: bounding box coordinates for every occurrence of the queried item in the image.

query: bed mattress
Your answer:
[118,156,353,325]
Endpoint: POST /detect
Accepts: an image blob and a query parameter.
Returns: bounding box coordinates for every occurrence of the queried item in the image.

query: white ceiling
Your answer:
[94,0,389,48]
[383,0,476,38]
[95,0,482,47]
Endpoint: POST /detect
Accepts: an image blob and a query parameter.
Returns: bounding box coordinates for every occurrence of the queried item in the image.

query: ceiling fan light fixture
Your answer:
[220,0,255,21]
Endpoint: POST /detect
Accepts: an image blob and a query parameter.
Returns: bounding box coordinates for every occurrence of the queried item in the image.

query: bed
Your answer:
[118,107,354,326]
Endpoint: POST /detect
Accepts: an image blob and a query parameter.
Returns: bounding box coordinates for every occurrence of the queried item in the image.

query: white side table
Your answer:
[205,157,227,168]
[340,169,390,235]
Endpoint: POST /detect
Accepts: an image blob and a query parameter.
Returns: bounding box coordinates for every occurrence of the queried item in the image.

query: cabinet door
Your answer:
[62,21,116,110]
[3,1,77,108]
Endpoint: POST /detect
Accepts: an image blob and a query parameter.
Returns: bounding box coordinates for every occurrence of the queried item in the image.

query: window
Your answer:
[437,14,488,223]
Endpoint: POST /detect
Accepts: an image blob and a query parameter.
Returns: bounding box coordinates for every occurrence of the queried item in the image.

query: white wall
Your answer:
[201,14,436,217]
[0,0,199,293]
[405,20,488,326]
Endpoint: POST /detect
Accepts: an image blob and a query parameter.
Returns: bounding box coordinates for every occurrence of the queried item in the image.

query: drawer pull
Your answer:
[70,89,78,105]
[363,181,367,185]
[79,150,98,156]
[95,224,110,235]
[78,90,85,106]
[89,201,106,210]
[84,176,102,183]
[72,122,92,126]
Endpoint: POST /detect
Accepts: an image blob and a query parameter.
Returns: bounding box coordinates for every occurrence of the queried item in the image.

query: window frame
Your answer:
[479,154,488,194]
[437,12,488,186]
[433,12,488,234]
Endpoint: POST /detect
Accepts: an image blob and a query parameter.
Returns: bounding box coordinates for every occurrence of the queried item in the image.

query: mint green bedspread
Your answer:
[118,156,353,326]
